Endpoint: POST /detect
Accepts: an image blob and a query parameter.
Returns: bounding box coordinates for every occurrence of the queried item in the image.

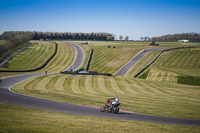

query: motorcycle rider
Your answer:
[110,95,119,105]
[104,96,119,109]
[104,98,112,109]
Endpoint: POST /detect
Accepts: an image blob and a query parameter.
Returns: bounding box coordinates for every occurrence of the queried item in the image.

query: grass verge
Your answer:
[11,74,200,120]
[0,104,200,133]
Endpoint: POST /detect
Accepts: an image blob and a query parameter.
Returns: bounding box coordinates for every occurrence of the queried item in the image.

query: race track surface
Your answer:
[0,74,200,126]
[114,47,168,76]
[65,42,85,71]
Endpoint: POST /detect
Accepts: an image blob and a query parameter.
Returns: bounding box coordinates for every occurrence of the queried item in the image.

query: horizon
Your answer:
[0,0,200,40]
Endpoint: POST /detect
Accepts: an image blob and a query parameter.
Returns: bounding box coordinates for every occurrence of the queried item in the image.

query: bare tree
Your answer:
[119,35,123,41]
[140,37,144,41]
[125,36,129,41]
[144,36,150,41]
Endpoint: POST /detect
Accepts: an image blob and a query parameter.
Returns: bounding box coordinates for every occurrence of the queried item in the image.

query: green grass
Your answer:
[177,76,200,86]
[158,48,200,76]
[141,47,200,84]
[0,41,55,71]
[0,40,5,44]
[0,42,31,63]
[11,74,200,120]
[36,41,75,73]
[0,41,75,78]
[71,41,199,75]
[1,104,200,133]
[2,41,200,132]
[72,41,150,74]
[125,50,162,78]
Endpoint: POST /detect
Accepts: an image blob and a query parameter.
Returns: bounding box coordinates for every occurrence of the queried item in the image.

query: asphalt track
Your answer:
[114,47,169,76]
[65,42,85,71]
[0,74,200,126]
[0,43,200,126]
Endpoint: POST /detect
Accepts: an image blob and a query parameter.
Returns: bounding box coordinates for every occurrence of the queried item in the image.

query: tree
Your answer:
[119,35,123,40]
[125,36,129,41]
[144,36,150,41]
[140,37,144,41]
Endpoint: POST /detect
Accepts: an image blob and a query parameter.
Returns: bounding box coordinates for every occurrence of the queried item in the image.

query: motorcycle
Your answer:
[100,102,120,114]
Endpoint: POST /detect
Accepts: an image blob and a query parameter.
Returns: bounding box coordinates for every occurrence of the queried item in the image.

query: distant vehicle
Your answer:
[81,42,88,44]
[148,41,159,46]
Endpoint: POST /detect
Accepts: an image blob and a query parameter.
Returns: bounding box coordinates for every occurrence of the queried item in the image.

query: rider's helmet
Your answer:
[114,95,118,99]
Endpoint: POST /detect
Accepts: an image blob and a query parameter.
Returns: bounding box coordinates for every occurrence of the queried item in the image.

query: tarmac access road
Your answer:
[64,42,85,71]
[114,47,169,76]
[0,74,200,126]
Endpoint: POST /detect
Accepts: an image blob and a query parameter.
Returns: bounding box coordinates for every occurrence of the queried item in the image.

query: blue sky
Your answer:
[0,0,200,40]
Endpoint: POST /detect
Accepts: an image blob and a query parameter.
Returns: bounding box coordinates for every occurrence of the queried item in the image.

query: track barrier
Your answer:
[85,48,93,71]
[60,71,111,76]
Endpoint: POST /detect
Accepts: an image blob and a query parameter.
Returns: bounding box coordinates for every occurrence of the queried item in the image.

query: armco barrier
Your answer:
[60,71,111,76]
[133,46,199,78]
[85,48,93,71]
[0,42,58,72]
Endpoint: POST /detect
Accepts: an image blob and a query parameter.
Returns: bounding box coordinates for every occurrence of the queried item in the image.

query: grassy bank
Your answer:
[11,74,200,120]
[71,41,199,75]
[0,41,75,78]
[140,47,200,84]
[0,41,55,71]
[1,104,200,133]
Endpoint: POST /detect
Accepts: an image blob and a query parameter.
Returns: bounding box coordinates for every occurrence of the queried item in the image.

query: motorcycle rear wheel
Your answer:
[112,106,119,114]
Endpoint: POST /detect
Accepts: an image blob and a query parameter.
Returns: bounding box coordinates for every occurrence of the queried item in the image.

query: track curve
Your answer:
[114,47,168,76]
[64,42,85,71]
[0,74,200,126]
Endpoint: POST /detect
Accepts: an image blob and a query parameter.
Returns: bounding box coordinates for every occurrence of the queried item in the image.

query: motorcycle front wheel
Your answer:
[100,106,105,112]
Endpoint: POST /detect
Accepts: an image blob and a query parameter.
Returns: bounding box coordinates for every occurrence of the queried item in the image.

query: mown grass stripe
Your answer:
[63,75,74,93]
[79,76,88,93]
[35,75,56,92]
[92,76,105,94]
[25,75,47,92]
[114,77,130,94]
[44,43,64,72]
[137,80,164,95]
[118,78,140,94]
[98,76,111,94]
[125,78,145,94]
[105,77,117,94]
[55,75,70,92]
[13,76,39,93]
[130,79,154,94]
[85,75,98,94]
[46,75,63,92]
[109,78,125,94]
[25,42,51,69]
[70,76,82,93]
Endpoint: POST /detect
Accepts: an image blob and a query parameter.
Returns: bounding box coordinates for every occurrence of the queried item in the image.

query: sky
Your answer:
[0,0,200,40]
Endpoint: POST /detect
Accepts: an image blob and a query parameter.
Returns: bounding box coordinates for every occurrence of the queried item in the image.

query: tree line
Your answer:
[0,31,32,56]
[152,33,200,42]
[0,31,114,56]
[0,31,114,41]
